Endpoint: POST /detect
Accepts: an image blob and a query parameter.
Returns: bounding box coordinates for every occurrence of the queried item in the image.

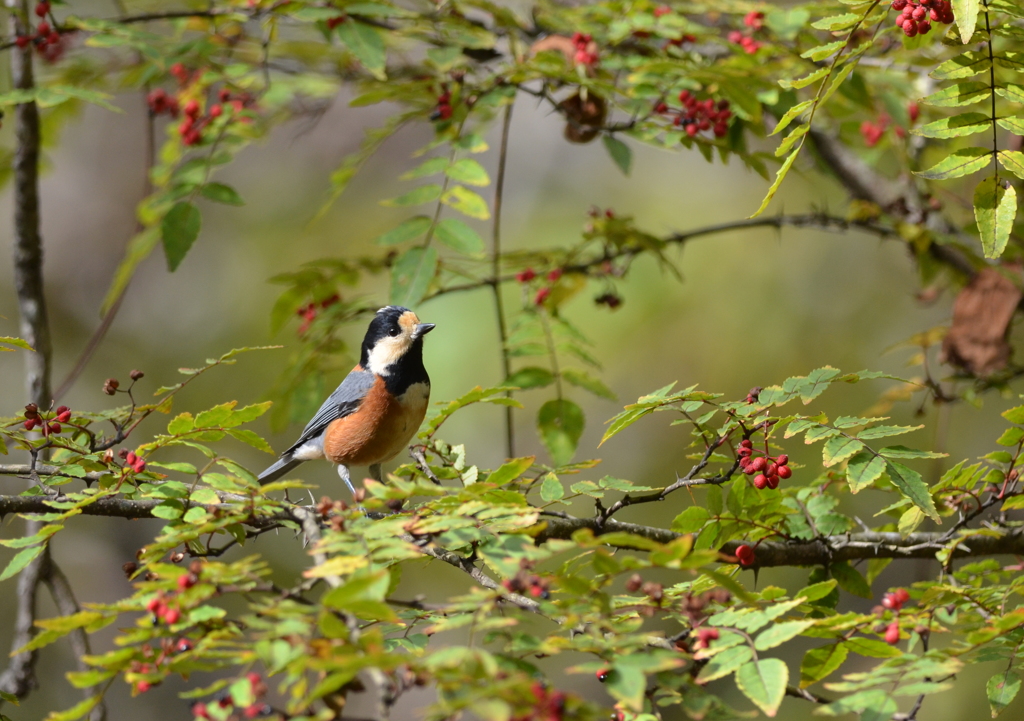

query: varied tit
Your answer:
[258,306,435,495]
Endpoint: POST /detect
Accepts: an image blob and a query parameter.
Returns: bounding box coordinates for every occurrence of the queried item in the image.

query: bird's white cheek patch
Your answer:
[292,438,325,461]
[367,336,411,375]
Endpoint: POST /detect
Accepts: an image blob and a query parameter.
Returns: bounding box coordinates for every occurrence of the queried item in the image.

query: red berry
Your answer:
[183,129,202,146]
[753,474,768,489]
[170,62,188,82]
[23,419,36,431]
[735,544,755,566]
[134,460,146,473]
[146,597,163,614]
[35,2,50,17]
[751,457,766,472]
[46,31,59,45]
[208,104,223,118]
[904,20,918,36]
[885,621,900,645]
[596,668,609,682]
[882,594,897,609]
[516,268,536,283]
[740,439,753,448]
[57,410,71,423]
[654,102,668,113]
[678,90,691,104]
[766,462,778,477]
[184,99,200,117]
[534,287,551,305]
[126,451,137,465]
[738,447,752,457]
[767,474,780,489]
[192,703,210,719]
[778,465,792,479]
[918,20,931,33]
[163,608,181,624]
[137,681,151,693]
[892,0,907,8]
[178,573,196,590]
[777,454,788,466]
[727,30,743,44]
[177,638,194,652]
[15,35,30,48]
[547,268,563,282]
[894,588,910,604]
[48,422,61,434]
[218,88,231,102]
[653,5,671,17]
[36,21,50,35]
[685,124,698,137]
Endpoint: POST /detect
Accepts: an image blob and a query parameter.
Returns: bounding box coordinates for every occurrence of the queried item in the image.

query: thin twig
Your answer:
[492,101,516,458]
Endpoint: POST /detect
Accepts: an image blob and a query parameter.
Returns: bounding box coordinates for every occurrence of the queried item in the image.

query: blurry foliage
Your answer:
[5,0,1024,720]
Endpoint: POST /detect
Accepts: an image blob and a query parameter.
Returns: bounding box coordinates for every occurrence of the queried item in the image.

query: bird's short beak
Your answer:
[416,323,436,337]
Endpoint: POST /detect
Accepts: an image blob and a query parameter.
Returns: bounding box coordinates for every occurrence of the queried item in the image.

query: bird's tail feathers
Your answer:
[258,456,302,485]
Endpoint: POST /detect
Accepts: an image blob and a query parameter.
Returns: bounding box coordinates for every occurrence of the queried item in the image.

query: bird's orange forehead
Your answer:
[398,311,420,334]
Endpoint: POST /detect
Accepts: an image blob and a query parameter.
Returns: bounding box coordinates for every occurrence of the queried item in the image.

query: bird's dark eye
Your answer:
[388,326,401,337]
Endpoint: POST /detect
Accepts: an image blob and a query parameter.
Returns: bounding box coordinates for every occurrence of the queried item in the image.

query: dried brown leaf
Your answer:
[941,266,1022,376]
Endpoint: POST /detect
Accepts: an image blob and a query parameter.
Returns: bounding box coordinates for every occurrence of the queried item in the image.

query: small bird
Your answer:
[258,306,434,495]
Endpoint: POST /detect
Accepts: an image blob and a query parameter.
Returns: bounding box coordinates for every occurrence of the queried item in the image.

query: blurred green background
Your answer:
[0,84,1019,719]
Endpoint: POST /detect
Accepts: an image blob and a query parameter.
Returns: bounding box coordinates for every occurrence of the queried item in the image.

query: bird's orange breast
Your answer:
[322,377,429,466]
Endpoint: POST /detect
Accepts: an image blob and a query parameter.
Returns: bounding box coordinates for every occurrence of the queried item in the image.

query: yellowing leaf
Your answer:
[974,176,1017,259]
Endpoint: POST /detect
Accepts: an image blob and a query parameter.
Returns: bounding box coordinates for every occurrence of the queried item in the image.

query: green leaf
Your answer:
[199,182,245,206]
[830,561,872,598]
[858,424,922,439]
[845,637,902,658]
[434,218,485,255]
[562,368,616,400]
[537,399,584,466]
[539,474,565,502]
[799,579,838,602]
[487,457,534,485]
[43,693,103,721]
[390,247,438,307]
[0,544,46,583]
[997,150,1024,180]
[810,13,859,30]
[878,446,946,459]
[1003,405,1024,424]
[822,436,863,467]
[932,51,991,79]
[672,506,711,534]
[445,158,490,186]
[336,20,387,79]
[921,81,991,107]
[0,336,33,351]
[800,643,848,687]
[321,568,398,621]
[885,460,939,521]
[736,658,788,717]
[975,176,1017,259]
[912,112,991,139]
[381,184,442,207]
[503,367,555,390]
[227,428,275,454]
[697,645,753,683]
[602,135,632,175]
[751,147,799,217]
[755,620,816,651]
[441,186,491,220]
[952,0,980,42]
[400,156,448,180]
[0,689,17,704]
[915,147,992,180]
[161,201,201,272]
[375,216,432,246]
[987,671,1021,717]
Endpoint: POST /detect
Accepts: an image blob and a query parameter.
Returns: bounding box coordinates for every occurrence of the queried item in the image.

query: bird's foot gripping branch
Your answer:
[3,358,1024,720]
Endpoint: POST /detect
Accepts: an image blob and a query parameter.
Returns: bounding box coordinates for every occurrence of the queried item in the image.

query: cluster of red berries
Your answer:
[735,543,756,567]
[295,294,340,335]
[891,0,953,36]
[22,403,71,435]
[118,448,148,474]
[511,682,567,721]
[129,635,197,693]
[178,97,219,147]
[727,12,764,54]
[147,88,180,117]
[860,114,890,147]
[192,674,271,718]
[871,588,911,644]
[430,88,454,121]
[738,439,791,490]
[571,32,599,66]
[145,561,204,629]
[516,268,564,307]
[502,569,551,599]
[656,91,732,139]
[13,2,67,63]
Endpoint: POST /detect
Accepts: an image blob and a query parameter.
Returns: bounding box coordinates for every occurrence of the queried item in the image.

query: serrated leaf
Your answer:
[831,561,872,598]
[199,182,244,206]
[375,215,432,246]
[810,13,859,30]
[538,399,584,466]
[878,445,947,459]
[400,156,448,180]
[921,81,991,107]
[0,544,46,583]
[822,436,863,467]
[441,186,490,220]
[336,20,386,79]
[161,201,201,272]
[381,184,442,207]
[987,670,1021,717]
[562,368,616,400]
[858,424,922,439]
[736,658,788,717]
[975,176,1017,259]
[227,429,274,454]
[751,147,800,217]
[504,367,555,390]
[915,147,992,180]
[932,51,991,79]
[1003,405,1024,424]
[912,112,991,138]
[800,40,845,61]
[672,506,711,534]
[539,474,564,502]
[898,506,925,535]
[445,158,490,186]
[600,408,653,446]
[799,579,838,602]
[602,135,632,175]
[697,645,752,683]
[433,217,485,255]
[390,246,438,307]
[43,693,103,721]
[800,643,848,688]
[952,0,980,42]
[755,621,816,651]
[885,460,939,521]
[997,150,1024,180]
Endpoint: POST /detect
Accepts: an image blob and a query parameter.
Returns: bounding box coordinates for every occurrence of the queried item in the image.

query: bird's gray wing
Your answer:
[283,367,376,455]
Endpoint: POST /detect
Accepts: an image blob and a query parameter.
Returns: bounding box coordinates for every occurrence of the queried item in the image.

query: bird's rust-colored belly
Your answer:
[323,381,429,466]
